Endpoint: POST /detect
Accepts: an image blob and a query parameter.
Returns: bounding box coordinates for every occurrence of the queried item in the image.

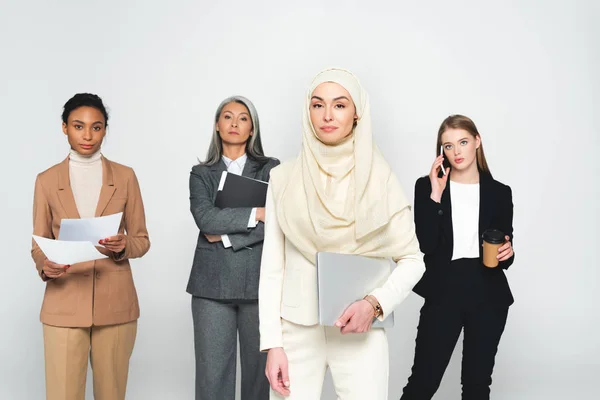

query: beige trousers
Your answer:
[43,321,137,400]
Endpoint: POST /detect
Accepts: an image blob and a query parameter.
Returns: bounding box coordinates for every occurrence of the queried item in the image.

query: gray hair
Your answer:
[200,95,269,166]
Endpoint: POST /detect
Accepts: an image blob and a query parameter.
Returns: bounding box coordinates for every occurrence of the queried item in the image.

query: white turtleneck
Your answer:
[69,149,103,218]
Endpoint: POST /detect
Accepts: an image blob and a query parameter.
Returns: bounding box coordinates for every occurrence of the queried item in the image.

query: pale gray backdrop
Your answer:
[1,0,598,398]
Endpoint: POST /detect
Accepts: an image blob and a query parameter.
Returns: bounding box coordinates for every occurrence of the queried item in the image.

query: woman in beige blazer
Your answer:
[258,68,425,400]
[31,93,150,400]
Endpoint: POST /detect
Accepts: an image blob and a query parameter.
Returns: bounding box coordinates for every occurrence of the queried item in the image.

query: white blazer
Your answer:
[258,185,426,351]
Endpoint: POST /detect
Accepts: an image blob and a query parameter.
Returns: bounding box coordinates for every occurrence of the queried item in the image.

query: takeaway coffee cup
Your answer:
[482,229,505,268]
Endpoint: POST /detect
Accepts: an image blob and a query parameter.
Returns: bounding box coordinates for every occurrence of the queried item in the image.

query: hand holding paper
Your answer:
[100,234,127,253]
[33,213,123,266]
[42,259,70,279]
[59,212,123,244]
[33,235,107,265]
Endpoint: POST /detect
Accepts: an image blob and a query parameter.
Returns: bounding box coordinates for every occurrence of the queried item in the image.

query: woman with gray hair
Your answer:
[187,96,279,400]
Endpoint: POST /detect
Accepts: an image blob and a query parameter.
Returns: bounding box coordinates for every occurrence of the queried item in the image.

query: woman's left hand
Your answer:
[100,234,127,253]
[204,234,222,243]
[334,300,375,334]
[497,235,514,261]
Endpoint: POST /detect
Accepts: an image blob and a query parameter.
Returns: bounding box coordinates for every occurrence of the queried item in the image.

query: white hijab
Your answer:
[270,68,417,263]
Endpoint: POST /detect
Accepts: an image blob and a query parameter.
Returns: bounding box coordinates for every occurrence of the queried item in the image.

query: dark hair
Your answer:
[62,93,109,126]
[436,114,492,177]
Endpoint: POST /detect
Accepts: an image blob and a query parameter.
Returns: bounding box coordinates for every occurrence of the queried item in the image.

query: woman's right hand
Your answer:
[429,155,450,203]
[42,259,70,279]
[266,347,291,397]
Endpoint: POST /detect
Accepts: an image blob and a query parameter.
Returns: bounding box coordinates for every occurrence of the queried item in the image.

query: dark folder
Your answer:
[214,171,268,208]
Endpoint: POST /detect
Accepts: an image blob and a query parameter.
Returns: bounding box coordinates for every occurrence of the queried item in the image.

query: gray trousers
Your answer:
[191,296,269,400]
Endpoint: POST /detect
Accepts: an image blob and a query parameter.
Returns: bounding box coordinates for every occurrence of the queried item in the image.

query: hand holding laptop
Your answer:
[334,297,380,334]
[316,252,394,330]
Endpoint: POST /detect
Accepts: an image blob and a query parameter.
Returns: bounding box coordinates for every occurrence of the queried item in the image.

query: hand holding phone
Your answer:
[429,149,449,203]
[440,145,447,175]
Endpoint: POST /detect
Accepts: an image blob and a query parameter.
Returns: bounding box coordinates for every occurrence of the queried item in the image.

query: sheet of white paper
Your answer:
[33,235,108,265]
[58,212,123,244]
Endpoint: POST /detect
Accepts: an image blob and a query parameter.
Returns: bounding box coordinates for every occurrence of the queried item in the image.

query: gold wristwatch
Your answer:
[363,295,383,318]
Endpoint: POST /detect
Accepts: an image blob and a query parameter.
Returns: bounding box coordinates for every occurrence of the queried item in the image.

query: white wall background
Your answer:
[1,0,598,398]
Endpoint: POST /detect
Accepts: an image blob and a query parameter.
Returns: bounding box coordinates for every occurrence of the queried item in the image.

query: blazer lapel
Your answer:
[209,159,228,199]
[242,158,259,180]
[478,172,494,250]
[210,159,228,178]
[95,157,116,217]
[441,176,454,257]
[56,157,81,219]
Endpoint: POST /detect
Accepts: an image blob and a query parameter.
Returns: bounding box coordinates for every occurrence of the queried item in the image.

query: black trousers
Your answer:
[401,258,509,400]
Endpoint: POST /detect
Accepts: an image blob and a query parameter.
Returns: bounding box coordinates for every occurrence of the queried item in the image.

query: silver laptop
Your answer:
[316,252,395,328]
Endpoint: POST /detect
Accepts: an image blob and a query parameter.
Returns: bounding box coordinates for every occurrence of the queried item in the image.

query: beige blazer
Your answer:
[32,156,150,327]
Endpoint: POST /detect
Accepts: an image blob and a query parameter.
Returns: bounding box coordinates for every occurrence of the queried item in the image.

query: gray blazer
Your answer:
[187,157,280,300]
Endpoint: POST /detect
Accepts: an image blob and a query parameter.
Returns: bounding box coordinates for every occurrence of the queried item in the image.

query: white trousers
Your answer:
[270,319,389,400]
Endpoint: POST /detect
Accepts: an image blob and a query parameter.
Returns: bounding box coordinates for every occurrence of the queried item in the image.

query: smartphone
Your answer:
[439,145,447,175]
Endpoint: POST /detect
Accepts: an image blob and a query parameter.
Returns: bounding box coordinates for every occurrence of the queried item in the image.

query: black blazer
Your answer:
[412,172,515,306]
[187,156,280,300]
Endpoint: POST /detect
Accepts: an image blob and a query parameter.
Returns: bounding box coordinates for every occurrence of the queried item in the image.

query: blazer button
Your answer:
[438,209,444,216]
[96,272,101,278]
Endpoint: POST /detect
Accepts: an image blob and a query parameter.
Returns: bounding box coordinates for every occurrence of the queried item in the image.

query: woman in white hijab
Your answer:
[258,68,425,399]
